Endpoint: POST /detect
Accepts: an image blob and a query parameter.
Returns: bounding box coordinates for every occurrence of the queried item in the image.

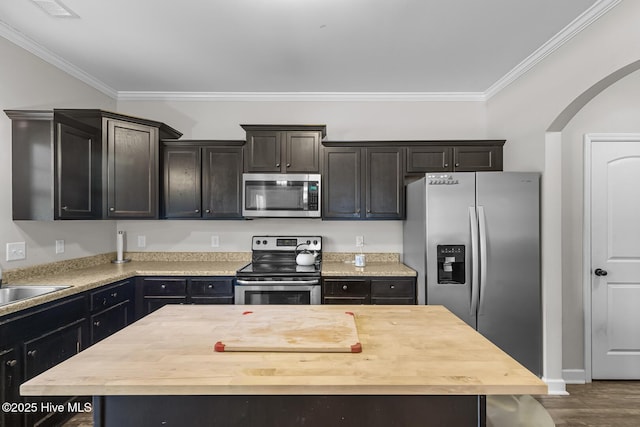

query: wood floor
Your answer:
[62,381,640,427]
[535,381,640,427]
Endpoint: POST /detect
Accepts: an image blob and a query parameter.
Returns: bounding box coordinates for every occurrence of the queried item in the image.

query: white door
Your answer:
[591,137,640,379]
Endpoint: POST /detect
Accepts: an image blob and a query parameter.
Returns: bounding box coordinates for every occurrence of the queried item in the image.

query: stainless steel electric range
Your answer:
[235,236,322,305]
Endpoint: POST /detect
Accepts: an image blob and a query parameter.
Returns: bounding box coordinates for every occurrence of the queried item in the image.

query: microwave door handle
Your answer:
[303,181,309,210]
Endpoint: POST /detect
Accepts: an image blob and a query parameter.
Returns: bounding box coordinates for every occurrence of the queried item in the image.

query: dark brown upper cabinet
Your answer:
[406,141,504,173]
[162,141,244,219]
[241,125,326,173]
[5,109,182,220]
[322,145,404,220]
[58,110,181,219]
[5,110,101,220]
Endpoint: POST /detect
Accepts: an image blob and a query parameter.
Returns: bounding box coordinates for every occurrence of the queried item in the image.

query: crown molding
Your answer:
[0,20,118,99]
[484,0,622,100]
[1,0,620,103]
[116,91,486,102]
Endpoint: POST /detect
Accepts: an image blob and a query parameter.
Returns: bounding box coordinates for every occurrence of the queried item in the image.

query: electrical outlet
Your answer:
[6,242,26,261]
[55,240,65,254]
[355,235,364,247]
[211,235,220,248]
[137,235,146,248]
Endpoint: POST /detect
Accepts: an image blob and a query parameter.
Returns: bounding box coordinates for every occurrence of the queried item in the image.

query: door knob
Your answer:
[594,268,608,276]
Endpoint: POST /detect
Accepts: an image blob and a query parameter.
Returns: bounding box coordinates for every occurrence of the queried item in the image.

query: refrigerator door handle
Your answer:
[469,207,480,316]
[478,205,488,315]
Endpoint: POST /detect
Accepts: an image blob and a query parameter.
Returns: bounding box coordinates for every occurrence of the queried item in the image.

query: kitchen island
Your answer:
[20,304,546,426]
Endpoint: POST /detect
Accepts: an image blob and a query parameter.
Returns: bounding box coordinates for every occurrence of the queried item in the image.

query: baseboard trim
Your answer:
[543,377,569,395]
[563,369,587,384]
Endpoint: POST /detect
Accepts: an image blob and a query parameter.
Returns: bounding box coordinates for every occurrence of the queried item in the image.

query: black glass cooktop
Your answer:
[236,262,320,277]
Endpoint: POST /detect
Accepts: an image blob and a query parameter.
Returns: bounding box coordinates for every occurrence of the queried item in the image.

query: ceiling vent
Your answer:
[30,0,78,18]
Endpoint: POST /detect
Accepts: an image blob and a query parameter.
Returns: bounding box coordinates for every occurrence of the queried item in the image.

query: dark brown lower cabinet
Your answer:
[136,276,235,318]
[322,277,416,305]
[0,295,88,427]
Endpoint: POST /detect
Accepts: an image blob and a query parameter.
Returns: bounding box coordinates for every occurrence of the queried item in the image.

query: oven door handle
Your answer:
[236,279,320,286]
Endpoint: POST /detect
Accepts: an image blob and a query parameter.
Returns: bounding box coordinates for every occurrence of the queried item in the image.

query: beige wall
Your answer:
[0,37,117,270]
[487,0,640,387]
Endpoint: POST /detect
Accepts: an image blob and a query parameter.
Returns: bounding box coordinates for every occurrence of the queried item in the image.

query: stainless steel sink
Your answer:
[0,285,70,307]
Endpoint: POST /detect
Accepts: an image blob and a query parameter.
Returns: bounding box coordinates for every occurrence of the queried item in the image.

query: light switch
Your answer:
[6,242,26,261]
[55,240,65,254]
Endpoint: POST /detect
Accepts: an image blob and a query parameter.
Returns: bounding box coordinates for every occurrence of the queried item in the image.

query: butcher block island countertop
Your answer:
[21,304,545,396]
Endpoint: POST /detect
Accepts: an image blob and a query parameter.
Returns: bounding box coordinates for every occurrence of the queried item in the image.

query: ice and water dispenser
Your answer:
[436,245,465,284]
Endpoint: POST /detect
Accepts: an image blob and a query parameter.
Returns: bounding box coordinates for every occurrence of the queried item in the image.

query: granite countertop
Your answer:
[0,252,416,317]
[321,261,416,277]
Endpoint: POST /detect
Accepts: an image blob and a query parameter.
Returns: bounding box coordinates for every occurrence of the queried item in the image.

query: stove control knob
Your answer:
[313,240,318,245]
[306,240,311,245]
[262,240,267,245]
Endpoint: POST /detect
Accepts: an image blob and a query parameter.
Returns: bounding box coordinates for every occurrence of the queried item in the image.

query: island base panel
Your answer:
[93,395,485,427]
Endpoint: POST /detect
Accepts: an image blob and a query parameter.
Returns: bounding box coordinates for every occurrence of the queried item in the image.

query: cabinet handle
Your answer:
[390,285,395,289]
[195,209,200,213]
[444,163,448,167]
[111,292,118,298]
[342,285,348,291]
[61,206,68,211]
[94,321,101,327]
[455,163,460,167]
[286,163,291,167]
[208,284,214,289]
[27,350,37,358]
[367,209,371,213]
[161,284,166,289]
[102,298,107,306]
[6,359,17,367]
[205,209,211,213]
[276,163,280,167]
[109,207,115,212]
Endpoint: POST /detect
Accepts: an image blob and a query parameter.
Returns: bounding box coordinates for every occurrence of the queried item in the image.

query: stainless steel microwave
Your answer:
[242,173,321,218]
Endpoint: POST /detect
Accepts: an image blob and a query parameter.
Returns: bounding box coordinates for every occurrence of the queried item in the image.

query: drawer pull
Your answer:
[208,284,214,289]
[94,321,101,327]
[205,209,211,213]
[342,285,348,291]
[161,284,166,289]
[27,350,37,358]
[102,298,107,305]
[390,285,395,289]
[6,359,17,367]
[111,292,118,298]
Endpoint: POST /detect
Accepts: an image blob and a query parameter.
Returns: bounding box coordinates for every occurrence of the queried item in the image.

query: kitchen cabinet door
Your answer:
[406,146,452,173]
[284,131,320,173]
[106,119,159,218]
[364,147,405,219]
[56,120,101,219]
[0,347,22,427]
[163,146,201,218]
[202,147,243,218]
[244,130,281,172]
[322,147,362,219]
[453,146,503,171]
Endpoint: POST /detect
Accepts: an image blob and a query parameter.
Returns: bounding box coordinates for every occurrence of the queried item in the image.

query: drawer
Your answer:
[90,280,133,311]
[323,279,369,297]
[189,278,233,296]
[371,279,415,298]
[142,278,187,296]
[91,301,131,344]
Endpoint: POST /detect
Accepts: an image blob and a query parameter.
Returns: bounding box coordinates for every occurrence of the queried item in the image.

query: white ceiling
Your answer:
[0,0,619,99]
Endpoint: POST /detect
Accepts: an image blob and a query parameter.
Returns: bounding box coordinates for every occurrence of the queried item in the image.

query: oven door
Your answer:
[235,280,321,305]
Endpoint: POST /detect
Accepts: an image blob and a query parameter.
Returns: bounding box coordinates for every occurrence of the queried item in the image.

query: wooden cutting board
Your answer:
[214,309,361,353]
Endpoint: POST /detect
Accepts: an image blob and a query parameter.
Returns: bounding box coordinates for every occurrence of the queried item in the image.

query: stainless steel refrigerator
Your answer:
[403,172,541,376]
